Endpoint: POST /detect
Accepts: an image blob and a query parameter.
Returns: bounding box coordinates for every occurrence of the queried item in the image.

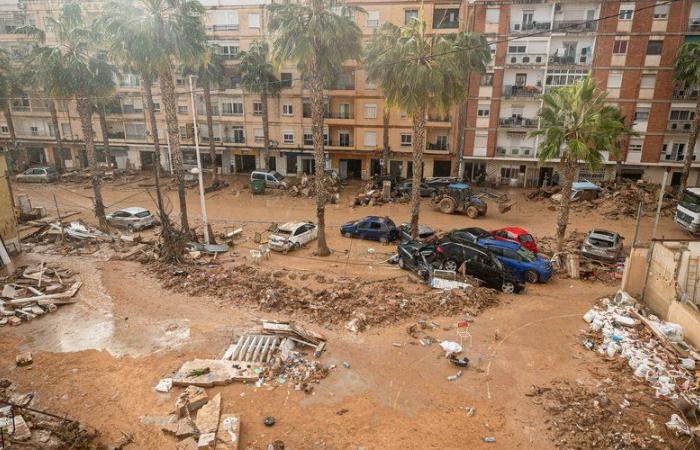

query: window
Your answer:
[302,102,312,118]
[178,105,188,114]
[364,104,377,119]
[281,73,293,88]
[629,140,643,152]
[222,102,243,115]
[282,103,294,116]
[400,133,412,147]
[364,131,377,147]
[607,72,623,89]
[283,130,294,144]
[634,107,650,121]
[480,73,494,86]
[612,40,628,54]
[232,127,245,143]
[485,8,500,24]
[339,131,350,146]
[254,128,264,143]
[219,41,240,59]
[57,100,68,112]
[640,74,656,89]
[365,78,377,89]
[508,45,526,53]
[1,125,8,133]
[647,40,663,55]
[253,102,262,116]
[433,8,459,29]
[153,102,161,112]
[367,10,379,27]
[230,75,241,89]
[303,128,313,146]
[248,12,260,28]
[653,3,669,19]
[405,9,418,24]
[477,106,490,117]
[670,110,695,121]
[61,123,71,136]
[618,5,634,20]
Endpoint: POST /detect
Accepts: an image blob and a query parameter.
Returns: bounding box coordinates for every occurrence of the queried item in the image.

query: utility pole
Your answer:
[652,168,670,240]
[189,75,210,245]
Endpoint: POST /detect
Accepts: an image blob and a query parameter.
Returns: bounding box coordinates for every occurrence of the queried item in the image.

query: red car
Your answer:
[491,227,539,254]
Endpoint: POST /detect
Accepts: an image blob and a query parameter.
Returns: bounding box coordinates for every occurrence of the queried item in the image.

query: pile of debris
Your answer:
[580,291,700,440]
[536,231,587,256]
[596,179,677,220]
[0,263,82,327]
[154,264,499,330]
[60,167,144,185]
[526,185,561,201]
[0,379,101,449]
[288,172,342,202]
[351,180,407,207]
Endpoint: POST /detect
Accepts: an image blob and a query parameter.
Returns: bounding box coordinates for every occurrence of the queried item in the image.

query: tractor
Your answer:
[431,183,515,219]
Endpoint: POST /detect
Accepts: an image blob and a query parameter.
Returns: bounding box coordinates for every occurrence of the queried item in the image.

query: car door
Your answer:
[296,224,311,245]
[501,248,523,275]
[354,221,369,238]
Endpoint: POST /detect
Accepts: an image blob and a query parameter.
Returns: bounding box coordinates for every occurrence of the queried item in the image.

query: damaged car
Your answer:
[399,223,436,242]
[396,240,443,281]
[269,221,318,252]
[340,216,399,243]
[580,229,623,263]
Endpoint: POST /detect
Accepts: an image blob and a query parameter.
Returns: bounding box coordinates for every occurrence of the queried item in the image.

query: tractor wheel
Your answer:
[480,204,488,216]
[439,198,456,214]
[466,205,479,219]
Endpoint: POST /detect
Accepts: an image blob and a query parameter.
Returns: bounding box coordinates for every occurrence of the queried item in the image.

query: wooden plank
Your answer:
[8,281,82,307]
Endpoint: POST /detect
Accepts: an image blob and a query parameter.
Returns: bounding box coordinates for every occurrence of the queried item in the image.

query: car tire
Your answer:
[379,236,388,244]
[343,232,353,239]
[293,242,301,250]
[442,259,459,271]
[524,270,539,283]
[398,257,406,269]
[466,206,479,219]
[502,281,515,294]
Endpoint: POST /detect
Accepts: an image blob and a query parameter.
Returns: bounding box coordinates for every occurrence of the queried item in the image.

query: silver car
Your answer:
[15,166,59,183]
[106,207,155,231]
[580,229,623,263]
[250,170,288,189]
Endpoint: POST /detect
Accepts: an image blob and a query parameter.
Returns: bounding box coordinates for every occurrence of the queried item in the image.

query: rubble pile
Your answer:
[536,231,587,256]
[595,180,677,220]
[530,376,688,449]
[288,172,343,202]
[155,264,499,329]
[351,180,407,207]
[526,185,561,200]
[60,167,144,185]
[0,379,100,449]
[0,263,82,327]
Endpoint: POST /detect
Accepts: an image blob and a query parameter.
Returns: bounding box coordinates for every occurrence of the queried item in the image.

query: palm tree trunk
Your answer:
[381,104,389,176]
[202,81,217,182]
[678,99,700,196]
[310,53,330,257]
[555,157,577,253]
[454,99,468,179]
[261,88,270,170]
[49,100,63,171]
[142,73,167,224]
[3,104,21,172]
[410,105,427,238]
[97,106,112,170]
[159,63,189,233]
[76,95,107,229]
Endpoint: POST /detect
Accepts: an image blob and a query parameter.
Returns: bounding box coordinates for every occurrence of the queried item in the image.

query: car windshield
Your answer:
[134,210,151,218]
[588,237,614,248]
[516,247,536,262]
[270,171,284,181]
[275,229,292,236]
[680,191,700,213]
[519,234,534,243]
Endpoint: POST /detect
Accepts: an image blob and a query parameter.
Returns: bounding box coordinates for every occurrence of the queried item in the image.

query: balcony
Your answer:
[107,131,125,139]
[499,117,538,128]
[548,54,591,66]
[326,112,354,119]
[327,139,353,148]
[689,18,700,32]
[222,136,245,144]
[10,105,30,113]
[662,152,686,162]
[668,121,694,132]
[427,114,450,122]
[552,20,597,33]
[503,85,543,99]
[125,132,145,140]
[122,105,144,114]
[427,142,448,151]
[207,24,239,32]
[505,53,547,66]
[496,146,536,158]
[512,22,551,33]
[674,87,699,101]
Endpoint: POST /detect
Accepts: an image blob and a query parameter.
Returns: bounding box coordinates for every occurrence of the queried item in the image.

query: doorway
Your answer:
[339,158,362,179]
[671,171,683,188]
[286,154,298,174]
[302,158,315,175]
[370,158,382,176]
[538,167,554,186]
[267,156,276,171]
[234,154,256,173]
[433,160,451,177]
[389,160,403,177]
[140,151,154,170]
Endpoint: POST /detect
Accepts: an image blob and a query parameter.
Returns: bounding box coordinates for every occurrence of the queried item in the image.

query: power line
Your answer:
[0,0,679,102]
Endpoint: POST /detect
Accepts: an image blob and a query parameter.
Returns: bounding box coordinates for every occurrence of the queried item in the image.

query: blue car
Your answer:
[340,216,399,243]
[476,237,553,283]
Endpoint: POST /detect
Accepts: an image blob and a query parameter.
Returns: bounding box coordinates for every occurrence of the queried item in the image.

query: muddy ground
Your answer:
[1,174,691,449]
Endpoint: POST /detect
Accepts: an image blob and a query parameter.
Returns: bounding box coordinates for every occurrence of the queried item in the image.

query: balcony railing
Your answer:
[331,83,355,90]
[496,146,535,157]
[327,112,354,119]
[553,20,597,32]
[11,105,30,112]
[503,85,543,98]
[427,115,450,122]
[122,106,143,114]
[107,131,125,139]
[222,136,245,144]
[673,87,699,100]
[327,139,352,147]
[668,121,694,132]
[499,117,538,128]
[512,22,550,32]
[548,54,591,66]
[427,142,448,150]
[505,53,547,65]
[689,18,700,32]
[125,133,145,140]
[662,153,686,162]
[207,24,239,32]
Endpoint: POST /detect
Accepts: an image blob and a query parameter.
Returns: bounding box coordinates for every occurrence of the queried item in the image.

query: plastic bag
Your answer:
[666,414,691,436]
[591,318,604,332]
[583,309,597,323]
[659,323,684,342]
[440,341,463,356]
[680,358,696,370]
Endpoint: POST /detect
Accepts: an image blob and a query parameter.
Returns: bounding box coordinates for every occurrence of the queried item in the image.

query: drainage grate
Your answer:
[222,334,280,364]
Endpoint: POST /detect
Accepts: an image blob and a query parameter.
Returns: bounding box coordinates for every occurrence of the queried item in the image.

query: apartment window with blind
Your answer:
[618,5,634,20]
[282,103,294,116]
[477,106,490,117]
[364,104,377,119]
[282,130,294,144]
[612,40,628,54]
[253,102,262,116]
[647,40,663,55]
[634,107,650,121]
[367,10,379,27]
[480,73,494,86]
[400,134,412,147]
[607,72,623,89]
[653,3,669,19]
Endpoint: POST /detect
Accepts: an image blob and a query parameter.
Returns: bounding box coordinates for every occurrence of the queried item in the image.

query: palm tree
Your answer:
[364,13,490,237]
[0,50,23,171]
[674,42,700,196]
[182,44,225,183]
[236,40,280,173]
[530,76,628,253]
[94,99,114,169]
[101,0,207,233]
[21,2,117,228]
[268,0,364,256]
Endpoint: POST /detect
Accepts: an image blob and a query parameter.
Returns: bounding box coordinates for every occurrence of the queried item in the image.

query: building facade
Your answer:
[0,0,699,186]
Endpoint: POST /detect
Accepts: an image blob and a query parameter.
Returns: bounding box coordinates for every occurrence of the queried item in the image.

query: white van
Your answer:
[250,170,288,189]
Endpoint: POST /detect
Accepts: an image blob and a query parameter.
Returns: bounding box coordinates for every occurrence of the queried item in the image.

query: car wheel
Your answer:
[379,236,388,244]
[502,281,515,294]
[524,270,539,284]
[343,232,353,239]
[127,225,135,233]
[293,242,301,250]
[442,259,459,272]
[466,206,479,219]
[398,257,406,269]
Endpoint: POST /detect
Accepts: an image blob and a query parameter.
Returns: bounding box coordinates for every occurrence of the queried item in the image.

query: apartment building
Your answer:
[0,0,699,186]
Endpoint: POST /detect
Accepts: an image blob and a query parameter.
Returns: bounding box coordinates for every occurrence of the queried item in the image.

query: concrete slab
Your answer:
[195,393,221,448]
[175,386,208,418]
[172,360,257,388]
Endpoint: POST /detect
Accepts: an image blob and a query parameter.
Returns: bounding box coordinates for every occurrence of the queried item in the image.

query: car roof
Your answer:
[498,227,530,235]
[119,207,149,214]
[278,221,312,231]
[448,183,471,190]
[686,187,700,196]
[572,181,601,191]
[453,227,489,235]
[441,240,491,254]
[589,229,618,239]
[479,237,520,249]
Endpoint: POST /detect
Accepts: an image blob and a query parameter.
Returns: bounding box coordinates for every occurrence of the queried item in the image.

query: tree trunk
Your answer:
[261,88,270,170]
[309,53,330,257]
[159,63,189,232]
[49,100,63,171]
[97,106,112,169]
[410,105,427,238]
[615,159,622,185]
[76,95,107,229]
[381,104,389,176]
[678,98,700,197]
[454,99,468,180]
[202,81,217,182]
[3,104,21,172]
[142,73,167,225]
[555,156,577,253]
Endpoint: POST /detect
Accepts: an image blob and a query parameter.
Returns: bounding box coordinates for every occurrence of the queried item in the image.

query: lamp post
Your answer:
[188,75,210,245]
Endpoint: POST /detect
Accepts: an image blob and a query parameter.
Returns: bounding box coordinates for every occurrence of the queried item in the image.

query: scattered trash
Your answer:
[343,362,351,369]
[155,378,173,393]
[15,352,32,367]
[336,408,349,416]
[483,437,496,443]
[439,341,463,357]
[264,416,276,427]
[463,406,476,416]
[447,370,464,382]
[449,356,469,368]
[665,414,691,436]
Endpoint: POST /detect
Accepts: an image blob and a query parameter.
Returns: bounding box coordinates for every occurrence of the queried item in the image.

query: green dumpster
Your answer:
[250,179,266,195]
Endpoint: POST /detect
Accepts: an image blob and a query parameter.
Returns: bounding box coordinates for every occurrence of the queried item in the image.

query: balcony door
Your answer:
[515,73,527,86]
[521,11,534,29]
